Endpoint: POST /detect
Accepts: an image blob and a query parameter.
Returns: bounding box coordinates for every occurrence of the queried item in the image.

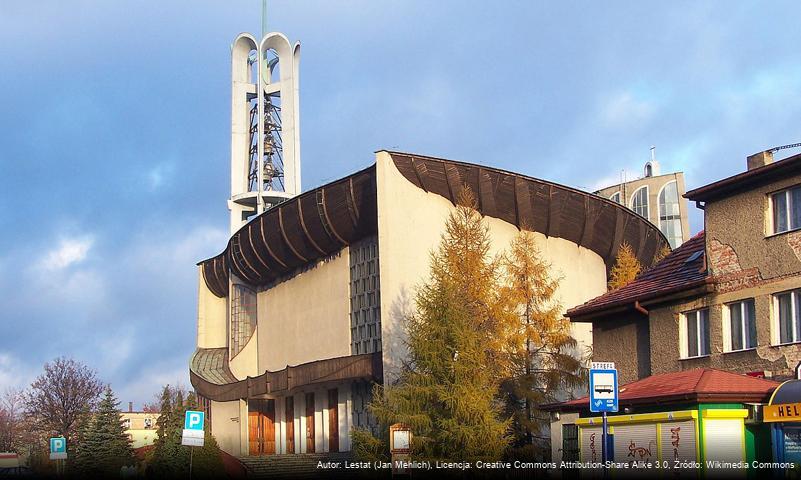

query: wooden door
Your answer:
[263,399,275,454]
[285,396,295,454]
[248,401,261,456]
[328,389,339,453]
[248,399,276,455]
[305,393,315,453]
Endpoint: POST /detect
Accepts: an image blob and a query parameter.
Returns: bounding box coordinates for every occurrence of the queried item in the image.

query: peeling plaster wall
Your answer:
[646,172,801,378]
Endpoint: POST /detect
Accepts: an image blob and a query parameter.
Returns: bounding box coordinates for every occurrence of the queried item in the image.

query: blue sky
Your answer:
[1,1,800,406]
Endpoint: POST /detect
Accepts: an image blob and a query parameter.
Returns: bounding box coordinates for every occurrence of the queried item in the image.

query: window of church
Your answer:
[350,237,381,355]
[231,284,257,357]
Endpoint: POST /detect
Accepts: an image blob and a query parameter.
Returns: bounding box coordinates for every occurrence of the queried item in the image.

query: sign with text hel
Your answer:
[764,402,801,423]
[182,410,205,447]
[589,368,618,413]
[49,437,67,460]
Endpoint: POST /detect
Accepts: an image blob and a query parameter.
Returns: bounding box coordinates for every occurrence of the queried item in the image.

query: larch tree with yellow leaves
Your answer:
[607,241,643,291]
[500,230,584,458]
[369,188,519,461]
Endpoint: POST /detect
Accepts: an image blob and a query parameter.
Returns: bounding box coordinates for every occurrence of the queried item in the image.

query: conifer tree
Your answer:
[370,188,517,461]
[500,230,584,457]
[607,241,642,290]
[148,386,224,478]
[72,386,135,478]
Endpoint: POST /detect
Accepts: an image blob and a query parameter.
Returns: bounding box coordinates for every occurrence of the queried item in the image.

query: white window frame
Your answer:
[680,308,710,359]
[722,299,756,352]
[609,191,622,204]
[772,290,801,345]
[658,180,683,248]
[630,185,649,221]
[770,186,801,235]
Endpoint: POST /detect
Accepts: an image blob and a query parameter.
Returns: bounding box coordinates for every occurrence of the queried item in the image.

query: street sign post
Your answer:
[49,437,67,460]
[589,366,619,468]
[182,410,205,479]
[182,410,205,447]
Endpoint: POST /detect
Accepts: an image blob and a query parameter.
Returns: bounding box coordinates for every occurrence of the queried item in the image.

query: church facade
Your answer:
[190,150,669,456]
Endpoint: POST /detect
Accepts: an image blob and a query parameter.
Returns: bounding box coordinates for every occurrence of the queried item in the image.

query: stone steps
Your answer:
[238,452,357,479]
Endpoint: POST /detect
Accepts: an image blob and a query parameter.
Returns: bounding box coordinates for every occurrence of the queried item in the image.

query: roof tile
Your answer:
[567,231,709,318]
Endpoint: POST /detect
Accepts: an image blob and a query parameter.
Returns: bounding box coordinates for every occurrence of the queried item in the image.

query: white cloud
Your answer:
[147,162,176,191]
[0,352,37,392]
[600,91,657,130]
[38,235,94,270]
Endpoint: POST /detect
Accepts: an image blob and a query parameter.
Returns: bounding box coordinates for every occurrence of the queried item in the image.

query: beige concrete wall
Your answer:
[197,266,227,349]
[230,325,260,379]
[211,399,244,457]
[596,172,691,247]
[257,252,351,372]
[374,151,607,382]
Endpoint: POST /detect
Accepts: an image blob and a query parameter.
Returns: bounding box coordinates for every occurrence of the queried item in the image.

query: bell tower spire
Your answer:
[228,3,301,234]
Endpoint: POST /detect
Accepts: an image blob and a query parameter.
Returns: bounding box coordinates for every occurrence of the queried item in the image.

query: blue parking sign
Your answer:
[184,410,205,431]
[49,437,67,460]
[589,369,618,413]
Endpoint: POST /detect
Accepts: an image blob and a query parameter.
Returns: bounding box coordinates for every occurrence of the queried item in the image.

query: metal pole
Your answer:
[189,446,194,479]
[602,411,608,474]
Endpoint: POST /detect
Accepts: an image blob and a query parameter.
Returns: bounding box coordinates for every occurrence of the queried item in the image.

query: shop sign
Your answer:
[764,402,801,423]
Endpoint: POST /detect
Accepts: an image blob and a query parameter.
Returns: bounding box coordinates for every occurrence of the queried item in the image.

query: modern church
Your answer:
[189,27,669,457]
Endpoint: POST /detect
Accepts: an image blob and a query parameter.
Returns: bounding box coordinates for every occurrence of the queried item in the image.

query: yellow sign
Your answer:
[764,402,801,422]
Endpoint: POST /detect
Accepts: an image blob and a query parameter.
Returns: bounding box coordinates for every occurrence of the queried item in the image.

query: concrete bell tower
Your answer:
[228,25,301,234]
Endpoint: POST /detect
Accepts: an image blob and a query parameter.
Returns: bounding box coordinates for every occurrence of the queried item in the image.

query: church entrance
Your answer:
[248,399,275,455]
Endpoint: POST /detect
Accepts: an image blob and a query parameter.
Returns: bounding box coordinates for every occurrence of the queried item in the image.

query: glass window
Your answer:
[775,290,801,344]
[609,192,621,204]
[350,236,382,354]
[659,181,683,249]
[684,309,710,358]
[726,300,756,351]
[772,186,801,234]
[631,187,649,220]
[231,284,257,357]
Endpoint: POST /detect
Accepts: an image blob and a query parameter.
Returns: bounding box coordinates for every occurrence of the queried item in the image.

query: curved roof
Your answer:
[769,379,801,406]
[190,350,382,401]
[200,152,669,297]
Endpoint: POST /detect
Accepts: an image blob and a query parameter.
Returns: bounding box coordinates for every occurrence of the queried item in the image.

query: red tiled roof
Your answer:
[546,368,780,411]
[567,231,711,320]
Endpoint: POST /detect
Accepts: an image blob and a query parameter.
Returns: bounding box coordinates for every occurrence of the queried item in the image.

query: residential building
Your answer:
[567,148,801,385]
[594,149,691,248]
[120,411,159,449]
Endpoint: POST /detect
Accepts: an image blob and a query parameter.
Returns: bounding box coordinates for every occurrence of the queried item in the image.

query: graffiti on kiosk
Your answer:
[671,426,681,461]
[589,433,597,462]
[628,440,656,460]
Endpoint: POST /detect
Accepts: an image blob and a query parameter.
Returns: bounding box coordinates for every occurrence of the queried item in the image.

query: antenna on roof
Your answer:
[768,142,801,154]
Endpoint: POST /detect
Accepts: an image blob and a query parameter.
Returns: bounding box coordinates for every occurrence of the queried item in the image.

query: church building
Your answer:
[189,27,669,458]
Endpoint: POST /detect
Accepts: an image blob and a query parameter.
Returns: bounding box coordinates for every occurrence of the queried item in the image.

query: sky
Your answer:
[1,1,801,407]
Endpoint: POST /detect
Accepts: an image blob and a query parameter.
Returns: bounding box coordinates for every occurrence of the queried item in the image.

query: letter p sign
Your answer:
[184,410,205,431]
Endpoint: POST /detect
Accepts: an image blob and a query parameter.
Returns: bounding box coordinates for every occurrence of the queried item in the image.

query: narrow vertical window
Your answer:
[350,237,381,354]
[726,300,756,351]
[775,291,801,344]
[631,186,649,220]
[683,308,709,358]
[659,181,683,248]
[231,284,257,356]
[772,186,801,234]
